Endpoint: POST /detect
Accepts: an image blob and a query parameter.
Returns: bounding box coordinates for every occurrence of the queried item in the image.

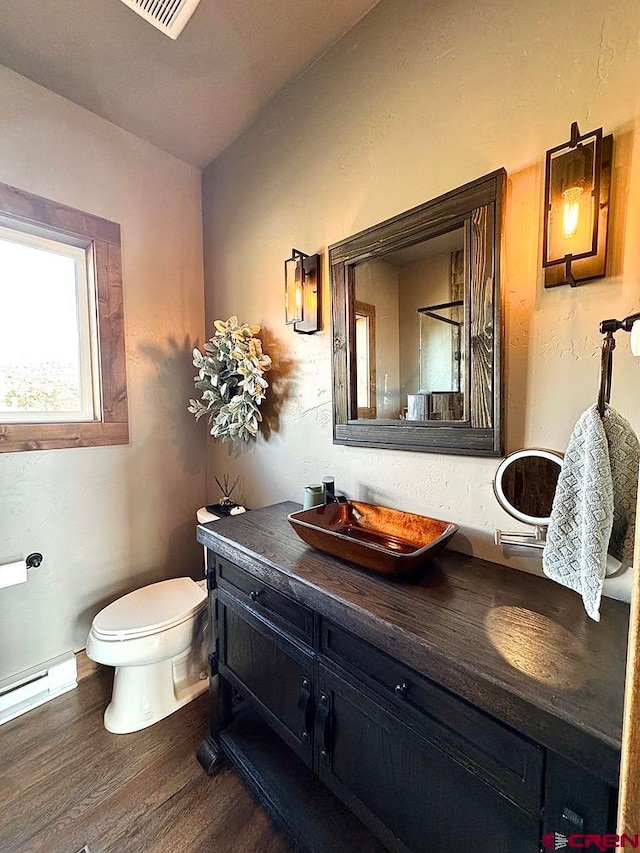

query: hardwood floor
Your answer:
[0,670,294,853]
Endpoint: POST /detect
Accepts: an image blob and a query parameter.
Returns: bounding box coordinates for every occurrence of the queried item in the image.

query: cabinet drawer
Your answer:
[320,619,543,813]
[217,556,314,645]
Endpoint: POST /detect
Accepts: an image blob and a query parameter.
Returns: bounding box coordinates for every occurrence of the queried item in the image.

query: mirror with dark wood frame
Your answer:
[329,169,505,456]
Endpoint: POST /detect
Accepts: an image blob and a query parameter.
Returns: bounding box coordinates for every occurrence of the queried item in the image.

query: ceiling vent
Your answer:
[118,0,202,39]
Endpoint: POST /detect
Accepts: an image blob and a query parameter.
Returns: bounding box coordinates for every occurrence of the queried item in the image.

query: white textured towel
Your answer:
[542,404,639,621]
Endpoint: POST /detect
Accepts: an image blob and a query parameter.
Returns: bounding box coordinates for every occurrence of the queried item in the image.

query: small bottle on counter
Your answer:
[303,484,323,510]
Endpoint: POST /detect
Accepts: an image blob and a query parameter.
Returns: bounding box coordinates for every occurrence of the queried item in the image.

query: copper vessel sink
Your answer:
[287,501,458,577]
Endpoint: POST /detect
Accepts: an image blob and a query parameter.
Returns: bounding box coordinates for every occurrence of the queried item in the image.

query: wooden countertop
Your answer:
[197,502,629,785]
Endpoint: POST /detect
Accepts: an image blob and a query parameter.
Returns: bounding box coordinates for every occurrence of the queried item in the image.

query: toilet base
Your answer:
[104,653,208,734]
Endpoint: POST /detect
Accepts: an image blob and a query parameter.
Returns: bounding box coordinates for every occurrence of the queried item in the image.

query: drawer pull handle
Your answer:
[249,590,262,603]
[561,807,584,829]
[297,677,313,739]
[316,693,331,761]
[394,681,409,699]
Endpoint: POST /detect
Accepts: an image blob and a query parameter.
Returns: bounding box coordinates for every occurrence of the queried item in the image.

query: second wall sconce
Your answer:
[542,121,612,288]
[284,248,321,334]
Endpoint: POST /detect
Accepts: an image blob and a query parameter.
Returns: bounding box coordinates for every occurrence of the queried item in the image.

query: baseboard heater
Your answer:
[0,652,77,726]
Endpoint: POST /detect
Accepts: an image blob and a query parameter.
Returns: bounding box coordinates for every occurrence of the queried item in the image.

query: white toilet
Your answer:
[86,577,209,734]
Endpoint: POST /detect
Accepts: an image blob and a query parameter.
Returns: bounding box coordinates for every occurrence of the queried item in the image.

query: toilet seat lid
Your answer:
[92,577,207,640]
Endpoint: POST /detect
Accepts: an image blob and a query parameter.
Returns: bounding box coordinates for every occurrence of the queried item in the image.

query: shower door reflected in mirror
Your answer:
[418,241,465,421]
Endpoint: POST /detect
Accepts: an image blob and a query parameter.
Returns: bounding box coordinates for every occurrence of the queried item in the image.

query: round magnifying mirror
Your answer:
[494,449,563,526]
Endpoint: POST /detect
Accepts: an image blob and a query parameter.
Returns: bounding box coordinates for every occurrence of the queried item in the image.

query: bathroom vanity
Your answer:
[196,502,629,852]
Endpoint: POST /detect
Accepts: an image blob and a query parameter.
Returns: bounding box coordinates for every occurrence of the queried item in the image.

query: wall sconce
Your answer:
[543,121,612,288]
[284,248,321,334]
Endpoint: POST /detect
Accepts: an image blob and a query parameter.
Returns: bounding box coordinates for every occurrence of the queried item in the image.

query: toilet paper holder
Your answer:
[0,552,43,590]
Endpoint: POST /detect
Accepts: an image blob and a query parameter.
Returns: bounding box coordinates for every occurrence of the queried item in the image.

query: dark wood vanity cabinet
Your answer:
[197,503,627,853]
[316,664,540,852]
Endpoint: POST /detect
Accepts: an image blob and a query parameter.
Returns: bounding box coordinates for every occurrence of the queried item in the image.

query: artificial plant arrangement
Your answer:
[205,473,246,517]
[189,316,272,442]
[215,473,241,506]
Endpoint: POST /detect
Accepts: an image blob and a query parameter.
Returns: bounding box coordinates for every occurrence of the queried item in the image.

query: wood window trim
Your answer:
[0,182,128,453]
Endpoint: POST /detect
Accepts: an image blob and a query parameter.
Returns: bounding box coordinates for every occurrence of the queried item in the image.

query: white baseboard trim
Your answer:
[0,652,77,725]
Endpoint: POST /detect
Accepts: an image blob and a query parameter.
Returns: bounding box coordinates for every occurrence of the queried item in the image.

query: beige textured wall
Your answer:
[0,68,206,681]
[202,0,640,599]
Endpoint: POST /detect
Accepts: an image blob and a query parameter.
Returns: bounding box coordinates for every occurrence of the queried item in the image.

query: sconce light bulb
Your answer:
[295,284,303,314]
[561,185,583,239]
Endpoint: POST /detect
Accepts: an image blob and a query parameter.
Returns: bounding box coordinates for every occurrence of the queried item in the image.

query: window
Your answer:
[355,300,376,419]
[0,182,128,452]
[0,225,98,423]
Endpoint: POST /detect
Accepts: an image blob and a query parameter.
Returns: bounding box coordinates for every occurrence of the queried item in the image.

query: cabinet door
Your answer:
[316,664,540,853]
[218,590,314,766]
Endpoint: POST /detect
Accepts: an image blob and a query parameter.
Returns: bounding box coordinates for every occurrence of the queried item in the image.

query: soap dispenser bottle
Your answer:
[322,476,335,504]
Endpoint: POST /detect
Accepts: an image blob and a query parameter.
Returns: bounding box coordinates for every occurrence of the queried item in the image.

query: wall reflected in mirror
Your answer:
[354,227,465,421]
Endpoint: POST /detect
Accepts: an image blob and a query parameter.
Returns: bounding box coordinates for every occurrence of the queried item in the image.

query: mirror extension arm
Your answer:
[494,526,548,550]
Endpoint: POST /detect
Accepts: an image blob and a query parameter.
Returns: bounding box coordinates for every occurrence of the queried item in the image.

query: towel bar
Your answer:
[597,310,640,416]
